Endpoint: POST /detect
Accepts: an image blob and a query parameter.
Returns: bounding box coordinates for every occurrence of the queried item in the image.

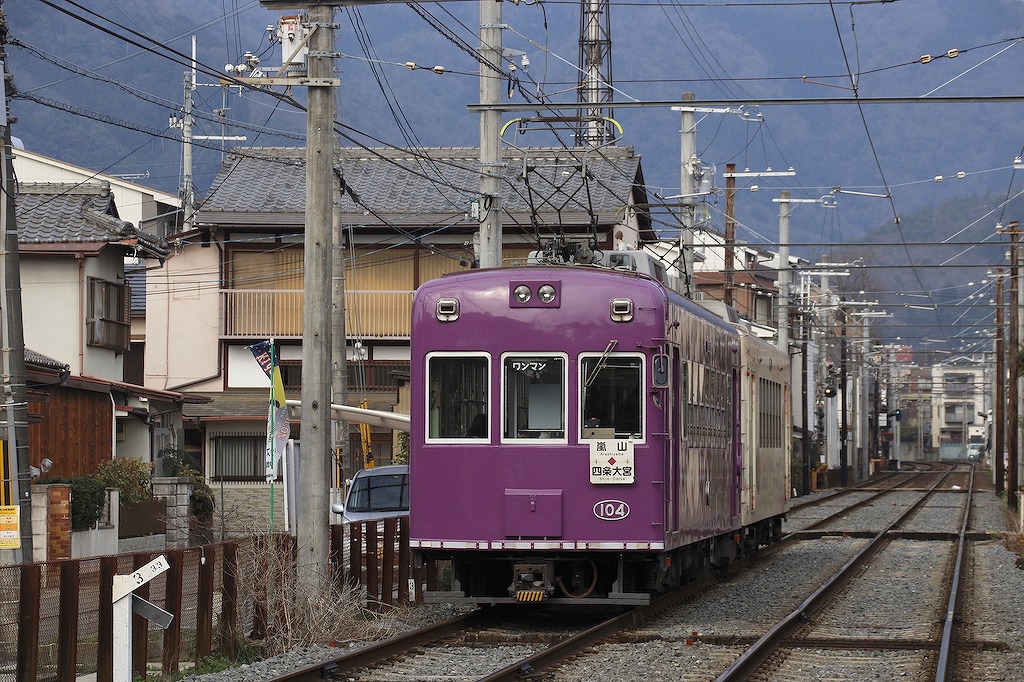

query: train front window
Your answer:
[580,355,643,439]
[426,354,489,440]
[503,355,566,440]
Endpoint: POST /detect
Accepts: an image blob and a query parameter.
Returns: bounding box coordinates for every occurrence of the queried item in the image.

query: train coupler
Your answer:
[510,562,553,603]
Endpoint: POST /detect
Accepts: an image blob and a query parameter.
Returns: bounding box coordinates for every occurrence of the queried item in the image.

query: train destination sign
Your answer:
[589,440,635,484]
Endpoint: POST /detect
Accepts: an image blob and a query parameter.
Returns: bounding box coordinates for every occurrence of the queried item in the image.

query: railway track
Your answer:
[261,463,1012,682]
[713,463,973,681]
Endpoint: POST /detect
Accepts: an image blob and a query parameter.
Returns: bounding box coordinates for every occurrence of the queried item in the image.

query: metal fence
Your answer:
[0,517,414,681]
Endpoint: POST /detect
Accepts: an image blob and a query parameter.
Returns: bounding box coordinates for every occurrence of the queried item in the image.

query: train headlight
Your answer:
[510,280,561,308]
[436,297,460,321]
[610,298,634,322]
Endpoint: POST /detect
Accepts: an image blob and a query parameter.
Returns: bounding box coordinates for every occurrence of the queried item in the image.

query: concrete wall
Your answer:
[29,477,196,561]
[208,483,289,539]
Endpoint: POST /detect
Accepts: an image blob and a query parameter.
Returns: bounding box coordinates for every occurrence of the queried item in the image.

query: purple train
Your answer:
[409,255,791,604]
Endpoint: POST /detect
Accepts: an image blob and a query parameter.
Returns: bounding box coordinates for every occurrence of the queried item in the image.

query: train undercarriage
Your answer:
[418,516,785,605]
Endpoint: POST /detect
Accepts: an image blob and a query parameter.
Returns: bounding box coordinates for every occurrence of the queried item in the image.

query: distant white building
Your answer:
[930,360,988,460]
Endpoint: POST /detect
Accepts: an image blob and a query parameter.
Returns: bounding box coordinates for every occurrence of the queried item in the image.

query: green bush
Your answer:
[46,477,107,531]
[394,431,409,465]
[180,466,215,521]
[90,457,153,504]
[160,446,215,521]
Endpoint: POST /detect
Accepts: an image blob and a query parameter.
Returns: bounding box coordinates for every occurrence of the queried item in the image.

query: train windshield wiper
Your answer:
[584,339,618,388]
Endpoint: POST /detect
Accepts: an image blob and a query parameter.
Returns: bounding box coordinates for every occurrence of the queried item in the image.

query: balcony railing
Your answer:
[221,289,414,339]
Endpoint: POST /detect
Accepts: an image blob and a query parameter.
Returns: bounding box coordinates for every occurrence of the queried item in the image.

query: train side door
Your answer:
[731,367,742,522]
[666,347,682,532]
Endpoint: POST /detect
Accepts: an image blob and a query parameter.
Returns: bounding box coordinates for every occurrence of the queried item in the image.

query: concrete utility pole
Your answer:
[0,12,33,562]
[296,2,337,594]
[839,303,849,486]
[776,191,791,351]
[246,2,341,594]
[181,41,195,233]
[678,92,697,297]
[478,0,503,269]
[175,37,247,233]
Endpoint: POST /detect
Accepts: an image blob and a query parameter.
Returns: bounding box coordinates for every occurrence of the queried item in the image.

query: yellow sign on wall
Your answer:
[0,505,20,550]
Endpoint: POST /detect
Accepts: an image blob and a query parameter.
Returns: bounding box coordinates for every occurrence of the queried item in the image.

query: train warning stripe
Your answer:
[514,590,546,603]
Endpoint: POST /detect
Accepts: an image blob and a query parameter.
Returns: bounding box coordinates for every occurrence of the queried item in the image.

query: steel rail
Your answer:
[475,576,715,682]
[935,463,976,682]
[712,464,957,682]
[475,534,797,682]
[266,464,958,682]
[793,470,934,533]
[262,608,502,682]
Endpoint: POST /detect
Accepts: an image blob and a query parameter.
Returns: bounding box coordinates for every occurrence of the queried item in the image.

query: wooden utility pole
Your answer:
[1008,222,1020,510]
[0,8,33,562]
[723,163,736,307]
[801,311,811,494]
[995,268,1005,495]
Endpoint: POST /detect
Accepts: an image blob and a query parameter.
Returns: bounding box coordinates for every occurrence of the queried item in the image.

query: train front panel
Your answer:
[409,267,680,601]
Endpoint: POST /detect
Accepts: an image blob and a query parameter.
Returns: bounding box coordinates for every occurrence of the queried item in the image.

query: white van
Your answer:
[331,464,409,523]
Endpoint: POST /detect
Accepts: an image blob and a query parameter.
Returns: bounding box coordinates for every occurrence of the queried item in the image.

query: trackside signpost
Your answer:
[112,555,173,681]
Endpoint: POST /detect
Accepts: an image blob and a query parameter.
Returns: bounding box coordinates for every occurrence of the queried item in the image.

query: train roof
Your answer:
[420,255,744,336]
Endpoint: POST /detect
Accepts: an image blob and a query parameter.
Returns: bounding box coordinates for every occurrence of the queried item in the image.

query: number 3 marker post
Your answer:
[111,555,173,681]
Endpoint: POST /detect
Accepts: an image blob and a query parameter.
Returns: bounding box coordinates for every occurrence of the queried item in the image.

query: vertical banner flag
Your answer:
[248,340,291,481]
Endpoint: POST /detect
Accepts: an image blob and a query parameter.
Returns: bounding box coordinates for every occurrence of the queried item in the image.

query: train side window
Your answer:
[426,354,490,440]
[580,355,643,440]
[502,354,566,440]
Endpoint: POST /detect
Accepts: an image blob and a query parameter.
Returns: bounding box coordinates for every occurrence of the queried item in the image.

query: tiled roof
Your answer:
[25,348,69,373]
[198,146,648,228]
[16,182,170,259]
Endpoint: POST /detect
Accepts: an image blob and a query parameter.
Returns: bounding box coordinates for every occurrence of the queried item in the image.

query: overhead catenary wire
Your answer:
[14,0,1024,350]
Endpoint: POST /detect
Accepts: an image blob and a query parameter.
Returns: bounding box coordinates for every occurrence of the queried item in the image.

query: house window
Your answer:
[753,294,773,326]
[212,435,281,482]
[86,277,130,351]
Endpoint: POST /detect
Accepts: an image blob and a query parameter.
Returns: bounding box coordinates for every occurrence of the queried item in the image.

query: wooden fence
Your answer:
[0,518,414,681]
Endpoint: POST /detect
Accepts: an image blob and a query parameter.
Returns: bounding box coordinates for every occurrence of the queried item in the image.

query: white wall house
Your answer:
[12,151,185,481]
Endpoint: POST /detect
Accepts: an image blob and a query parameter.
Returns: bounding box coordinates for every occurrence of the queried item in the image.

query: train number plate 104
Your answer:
[589,440,635,485]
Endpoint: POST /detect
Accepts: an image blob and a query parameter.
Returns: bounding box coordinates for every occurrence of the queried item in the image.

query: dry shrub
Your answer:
[232,529,408,657]
[1003,532,1024,570]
